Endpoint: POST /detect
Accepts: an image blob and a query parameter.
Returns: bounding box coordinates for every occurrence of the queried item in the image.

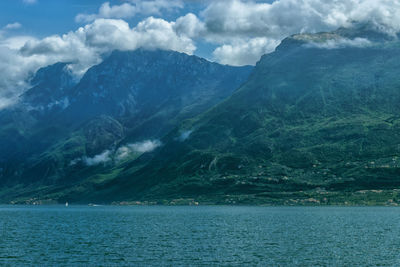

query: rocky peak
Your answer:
[67,49,253,121]
[21,62,77,110]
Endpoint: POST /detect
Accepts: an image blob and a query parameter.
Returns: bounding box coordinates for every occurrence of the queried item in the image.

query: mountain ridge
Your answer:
[82,26,400,205]
[3,26,400,205]
[0,49,253,200]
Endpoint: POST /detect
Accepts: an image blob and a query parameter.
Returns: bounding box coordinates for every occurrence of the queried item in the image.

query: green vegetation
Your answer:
[85,29,400,205]
[3,27,400,205]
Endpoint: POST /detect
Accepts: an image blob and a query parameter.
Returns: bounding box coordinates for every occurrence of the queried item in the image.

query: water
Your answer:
[0,206,400,266]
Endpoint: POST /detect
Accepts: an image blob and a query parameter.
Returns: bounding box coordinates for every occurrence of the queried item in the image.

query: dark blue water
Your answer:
[0,206,400,266]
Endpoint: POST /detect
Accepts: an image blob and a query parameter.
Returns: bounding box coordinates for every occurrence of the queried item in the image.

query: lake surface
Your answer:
[1,206,400,266]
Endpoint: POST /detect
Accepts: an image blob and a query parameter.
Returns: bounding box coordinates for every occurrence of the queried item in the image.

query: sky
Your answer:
[1,0,400,109]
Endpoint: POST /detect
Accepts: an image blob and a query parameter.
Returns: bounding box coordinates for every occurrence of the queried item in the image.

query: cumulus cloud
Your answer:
[116,140,162,161]
[2,0,400,107]
[201,0,400,65]
[19,18,195,75]
[0,42,49,108]
[76,0,183,23]
[213,37,280,66]
[174,13,205,38]
[0,17,196,109]
[76,2,137,23]
[134,17,195,51]
[0,36,35,49]
[203,0,400,39]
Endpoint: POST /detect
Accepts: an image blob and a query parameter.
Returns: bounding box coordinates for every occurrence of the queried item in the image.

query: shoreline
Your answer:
[1,202,400,207]
[3,188,400,206]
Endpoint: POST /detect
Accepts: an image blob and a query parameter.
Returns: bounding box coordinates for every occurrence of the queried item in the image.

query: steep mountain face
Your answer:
[0,63,76,166]
[21,62,76,113]
[63,50,252,135]
[90,26,400,205]
[0,50,252,199]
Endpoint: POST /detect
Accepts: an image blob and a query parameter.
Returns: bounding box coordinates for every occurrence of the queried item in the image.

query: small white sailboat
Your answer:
[65,202,69,207]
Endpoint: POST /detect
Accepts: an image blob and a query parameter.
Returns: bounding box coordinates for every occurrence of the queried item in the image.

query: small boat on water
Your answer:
[65,202,69,207]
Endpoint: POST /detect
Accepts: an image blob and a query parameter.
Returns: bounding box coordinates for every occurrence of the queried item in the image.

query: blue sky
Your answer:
[0,0,178,36]
[0,1,276,35]
[0,0,276,60]
[0,0,211,58]
[0,0,206,36]
[0,0,399,109]
[0,0,99,36]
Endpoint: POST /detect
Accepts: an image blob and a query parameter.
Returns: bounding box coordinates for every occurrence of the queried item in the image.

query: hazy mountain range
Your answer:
[1,24,400,205]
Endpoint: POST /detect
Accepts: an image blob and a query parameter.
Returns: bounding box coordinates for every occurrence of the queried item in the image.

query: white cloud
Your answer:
[203,0,400,39]
[116,140,162,161]
[202,0,400,65]
[0,44,50,108]
[0,36,37,49]
[4,23,22,30]
[76,0,183,23]
[0,17,196,110]
[76,2,137,23]
[174,13,205,38]
[213,37,280,66]
[115,146,132,161]
[2,0,400,107]
[129,140,161,153]
[83,150,112,166]
[134,17,195,52]
[19,18,195,75]
[69,139,162,165]
[304,37,372,49]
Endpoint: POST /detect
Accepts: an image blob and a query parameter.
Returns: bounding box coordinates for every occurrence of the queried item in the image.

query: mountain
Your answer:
[64,49,253,139]
[0,49,252,202]
[3,25,400,206]
[21,62,76,112]
[79,25,400,205]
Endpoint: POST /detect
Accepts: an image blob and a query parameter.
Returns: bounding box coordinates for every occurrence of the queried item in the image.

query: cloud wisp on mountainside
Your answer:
[70,140,162,166]
[303,37,372,50]
[116,140,162,161]
[1,0,400,109]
